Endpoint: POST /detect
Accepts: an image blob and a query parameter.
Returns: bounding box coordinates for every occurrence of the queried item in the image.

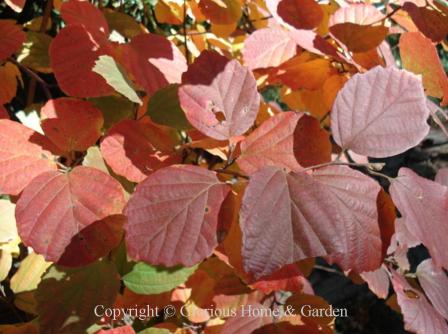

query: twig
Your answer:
[8,57,52,100]
[314,264,344,276]
[27,0,53,104]
[369,5,401,26]
[215,168,249,180]
[182,0,190,65]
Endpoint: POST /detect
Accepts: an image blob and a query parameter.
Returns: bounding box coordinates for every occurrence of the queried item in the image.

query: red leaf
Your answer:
[288,29,340,59]
[41,98,104,153]
[390,168,448,270]
[124,165,230,267]
[293,114,331,167]
[242,27,297,70]
[276,0,324,30]
[0,120,57,195]
[119,33,187,96]
[400,31,448,104]
[251,264,305,294]
[4,0,26,12]
[50,25,113,97]
[402,2,448,42]
[61,0,110,39]
[100,117,181,183]
[416,258,448,320]
[329,23,388,53]
[391,270,448,334]
[435,168,448,187]
[16,166,126,262]
[360,265,390,299]
[179,51,260,140]
[0,20,26,61]
[0,106,9,119]
[331,66,429,157]
[238,111,303,175]
[57,215,125,267]
[241,165,381,278]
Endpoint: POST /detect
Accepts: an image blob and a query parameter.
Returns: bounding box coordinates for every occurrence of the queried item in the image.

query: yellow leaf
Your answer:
[0,250,12,281]
[10,253,52,293]
[155,0,184,25]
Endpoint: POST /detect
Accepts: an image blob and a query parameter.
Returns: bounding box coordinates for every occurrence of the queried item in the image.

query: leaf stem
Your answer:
[215,168,249,180]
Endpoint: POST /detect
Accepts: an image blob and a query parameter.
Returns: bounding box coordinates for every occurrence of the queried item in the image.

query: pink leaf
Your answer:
[331,66,430,157]
[435,168,448,187]
[360,265,390,299]
[416,258,448,320]
[242,27,297,70]
[251,264,306,294]
[41,98,104,153]
[16,166,126,262]
[178,51,260,140]
[391,270,448,334]
[241,165,381,279]
[50,25,113,97]
[100,118,181,183]
[390,168,448,270]
[124,165,230,267]
[119,33,187,96]
[0,120,57,195]
[329,4,384,26]
[238,111,303,174]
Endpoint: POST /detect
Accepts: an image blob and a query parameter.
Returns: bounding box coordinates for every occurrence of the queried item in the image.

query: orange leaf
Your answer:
[330,23,388,53]
[277,0,324,30]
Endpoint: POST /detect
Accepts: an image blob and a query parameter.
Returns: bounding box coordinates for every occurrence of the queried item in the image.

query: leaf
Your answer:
[60,0,110,40]
[57,215,125,267]
[118,33,187,96]
[124,165,230,267]
[377,189,396,258]
[0,106,8,119]
[90,96,135,130]
[4,0,26,12]
[178,51,260,140]
[221,303,273,334]
[154,0,184,25]
[17,32,52,73]
[251,264,305,294]
[238,111,303,175]
[389,168,448,270]
[435,167,448,187]
[416,258,448,320]
[0,20,26,61]
[16,166,126,262]
[0,119,57,195]
[276,0,323,30]
[123,262,198,295]
[198,0,242,24]
[0,62,21,104]
[360,265,390,299]
[36,260,120,334]
[329,4,384,26]
[10,253,51,294]
[100,118,181,183]
[98,326,136,334]
[402,2,448,42]
[93,55,142,105]
[50,25,113,97]
[0,199,17,246]
[331,66,430,157]
[293,114,331,167]
[400,31,448,104]
[41,98,104,153]
[240,165,381,278]
[242,27,297,70]
[103,8,146,39]
[330,23,388,53]
[391,270,448,334]
[148,84,192,130]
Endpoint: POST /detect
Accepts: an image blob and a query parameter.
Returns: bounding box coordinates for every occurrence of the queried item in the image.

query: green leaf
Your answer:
[148,84,192,130]
[89,96,134,130]
[36,260,120,334]
[123,262,198,295]
[92,55,142,105]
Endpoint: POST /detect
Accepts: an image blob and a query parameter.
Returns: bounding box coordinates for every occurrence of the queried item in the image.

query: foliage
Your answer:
[0,0,447,333]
